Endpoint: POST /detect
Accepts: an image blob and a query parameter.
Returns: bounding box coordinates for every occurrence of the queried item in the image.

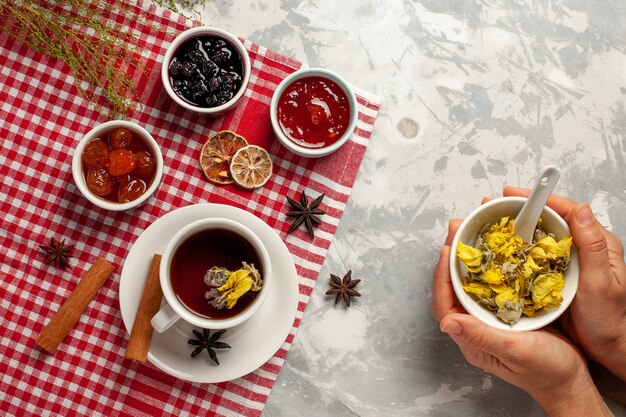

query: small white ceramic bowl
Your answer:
[161,26,251,116]
[449,197,579,332]
[72,120,164,211]
[153,218,272,331]
[270,68,358,158]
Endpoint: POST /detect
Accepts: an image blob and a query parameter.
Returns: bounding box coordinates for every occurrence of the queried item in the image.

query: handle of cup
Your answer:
[150,303,180,333]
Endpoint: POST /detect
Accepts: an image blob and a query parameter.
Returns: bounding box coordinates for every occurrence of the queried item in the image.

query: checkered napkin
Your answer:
[0,2,380,416]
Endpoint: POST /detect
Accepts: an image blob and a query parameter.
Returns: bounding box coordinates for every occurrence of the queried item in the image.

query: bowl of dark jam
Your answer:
[270,68,358,158]
[161,26,251,116]
[72,120,164,211]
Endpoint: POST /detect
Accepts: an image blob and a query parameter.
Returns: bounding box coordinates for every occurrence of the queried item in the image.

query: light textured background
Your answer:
[174,1,626,415]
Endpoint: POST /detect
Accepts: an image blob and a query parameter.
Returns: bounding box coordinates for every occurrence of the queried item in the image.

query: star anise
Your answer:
[188,329,231,365]
[326,270,361,307]
[285,191,325,238]
[39,237,74,268]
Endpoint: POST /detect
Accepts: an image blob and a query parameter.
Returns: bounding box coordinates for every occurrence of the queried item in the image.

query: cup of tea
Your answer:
[151,218,272,332]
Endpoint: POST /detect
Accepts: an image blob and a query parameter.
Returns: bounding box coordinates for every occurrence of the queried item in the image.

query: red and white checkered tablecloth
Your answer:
[0,1,380,416]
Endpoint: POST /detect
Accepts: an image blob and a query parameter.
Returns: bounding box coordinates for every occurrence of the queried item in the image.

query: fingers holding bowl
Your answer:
[432,219,466,321]
[445,218,462,246]
[504,186,578,222]
[505,186,624,262]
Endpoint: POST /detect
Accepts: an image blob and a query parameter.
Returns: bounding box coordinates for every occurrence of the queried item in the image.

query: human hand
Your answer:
[433,220,613,417]
[504,186,626,381]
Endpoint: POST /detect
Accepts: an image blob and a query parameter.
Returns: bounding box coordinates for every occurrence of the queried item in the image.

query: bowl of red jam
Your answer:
[161,26,251,116]
[270,68,358,158]
[72,120,164,211]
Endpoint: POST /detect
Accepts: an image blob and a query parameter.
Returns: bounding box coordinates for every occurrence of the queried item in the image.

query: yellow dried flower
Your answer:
[480,269,505,285]
[483,217,524,258]
[462,281,493,299]
[495,288,519,309]
[218,270,255,309]
[205,262,263,309]
[531,273,565,310]
[456,242,483,273]
[216,263,263,309]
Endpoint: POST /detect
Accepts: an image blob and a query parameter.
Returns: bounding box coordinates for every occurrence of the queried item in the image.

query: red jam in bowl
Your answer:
[277,76,351,149]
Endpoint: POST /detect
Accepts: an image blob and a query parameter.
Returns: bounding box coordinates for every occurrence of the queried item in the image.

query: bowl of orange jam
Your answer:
[71,120,163,211]
[270,68,358,158]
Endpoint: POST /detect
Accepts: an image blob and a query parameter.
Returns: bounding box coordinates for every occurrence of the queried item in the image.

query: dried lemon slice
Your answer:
[199,130,248,185]
[230,145,273,189]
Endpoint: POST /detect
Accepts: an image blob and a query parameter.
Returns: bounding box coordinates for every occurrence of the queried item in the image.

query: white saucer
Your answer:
[119,204,299,383]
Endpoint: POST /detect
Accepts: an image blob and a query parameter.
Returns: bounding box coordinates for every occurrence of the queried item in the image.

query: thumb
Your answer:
[569,204,611,292]
[440,313,516,359]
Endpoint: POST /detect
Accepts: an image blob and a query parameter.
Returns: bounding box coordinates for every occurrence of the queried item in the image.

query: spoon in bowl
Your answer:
[514,165,561,243]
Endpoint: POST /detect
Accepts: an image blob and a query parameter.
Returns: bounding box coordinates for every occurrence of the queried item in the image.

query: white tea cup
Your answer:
[151,218,272,332]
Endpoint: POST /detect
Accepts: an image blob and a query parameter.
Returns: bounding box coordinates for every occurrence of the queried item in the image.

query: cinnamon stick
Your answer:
[124,254,163,362]
[36,257,115,353]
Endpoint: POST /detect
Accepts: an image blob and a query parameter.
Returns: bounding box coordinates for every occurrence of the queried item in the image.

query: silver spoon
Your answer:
[514,165,561,243]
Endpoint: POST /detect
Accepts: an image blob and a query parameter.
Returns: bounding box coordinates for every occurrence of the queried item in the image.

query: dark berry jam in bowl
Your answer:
[161,26,251,116]
[270,68,358,158]
[71,120,164,211]
[152,218,272,332]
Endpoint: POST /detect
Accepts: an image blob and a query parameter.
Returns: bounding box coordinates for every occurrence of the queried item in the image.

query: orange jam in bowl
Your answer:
[72,120,163,211]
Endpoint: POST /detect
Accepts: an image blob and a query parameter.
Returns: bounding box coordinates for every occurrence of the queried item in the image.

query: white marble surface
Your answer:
[172,1,626,415]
